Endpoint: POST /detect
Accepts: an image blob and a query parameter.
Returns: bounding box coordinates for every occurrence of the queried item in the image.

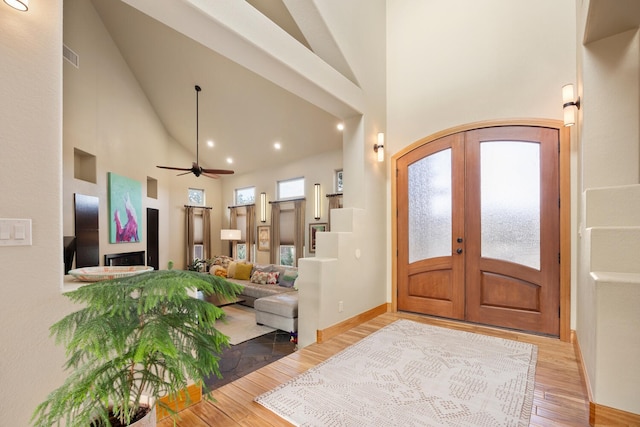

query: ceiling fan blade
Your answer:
[176,171,192,176]
[201,172,220,179]
[201,168,234,175]
[157,165,192,172]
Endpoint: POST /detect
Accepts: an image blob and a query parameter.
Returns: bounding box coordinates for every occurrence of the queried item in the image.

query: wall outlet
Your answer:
[338,300,344,312]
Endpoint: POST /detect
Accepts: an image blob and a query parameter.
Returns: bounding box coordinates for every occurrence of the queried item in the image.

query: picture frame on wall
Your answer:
[309,223,327,253]
[108,172,142,243]
[257,225,270,251]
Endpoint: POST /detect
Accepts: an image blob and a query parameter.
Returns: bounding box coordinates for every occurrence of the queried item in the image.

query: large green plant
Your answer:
[32,270,243,427]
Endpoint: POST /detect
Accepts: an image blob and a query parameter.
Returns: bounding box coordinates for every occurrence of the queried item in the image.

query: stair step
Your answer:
[585,184,640,227]
[588,226,640,274]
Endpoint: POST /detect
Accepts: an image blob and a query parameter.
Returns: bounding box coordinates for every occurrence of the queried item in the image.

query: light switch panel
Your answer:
[0,223,10,240]
[0,218,32,246]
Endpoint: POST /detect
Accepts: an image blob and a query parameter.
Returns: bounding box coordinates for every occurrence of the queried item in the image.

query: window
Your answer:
[236,243,247,261]
[188,188,205,206]
[235,186,255,205]
[335,170,343,193]
[279,245,295,266]
[278,177,304,200]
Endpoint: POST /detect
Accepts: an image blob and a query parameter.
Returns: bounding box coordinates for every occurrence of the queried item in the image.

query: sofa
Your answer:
[208,256,299,332]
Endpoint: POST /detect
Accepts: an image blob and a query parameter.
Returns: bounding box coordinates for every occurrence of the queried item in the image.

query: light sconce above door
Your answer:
[314,183,321,220]
[374,132,385,162]
[3,0,28,11]
[260,192,267,223]
[562,84,580,127]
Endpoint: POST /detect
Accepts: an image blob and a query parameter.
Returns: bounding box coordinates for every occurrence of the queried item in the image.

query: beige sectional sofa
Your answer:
[208,256,299,332]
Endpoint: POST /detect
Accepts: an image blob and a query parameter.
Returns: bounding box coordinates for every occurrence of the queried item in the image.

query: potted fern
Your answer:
[32,269,243,427]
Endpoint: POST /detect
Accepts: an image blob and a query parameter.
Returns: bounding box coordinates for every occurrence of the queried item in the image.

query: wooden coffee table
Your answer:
[204,293,245,307]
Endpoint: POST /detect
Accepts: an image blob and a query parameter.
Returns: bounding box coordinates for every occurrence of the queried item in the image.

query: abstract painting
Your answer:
[108,172,142,243]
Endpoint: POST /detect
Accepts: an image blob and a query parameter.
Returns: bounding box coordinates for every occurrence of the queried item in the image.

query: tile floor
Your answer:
[205,329,297,390]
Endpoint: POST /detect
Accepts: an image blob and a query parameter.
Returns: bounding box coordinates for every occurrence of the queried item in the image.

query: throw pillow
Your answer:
[250,271,269,285]
[279,269,298,288]
[266,271,279,285]
[210,255,233,269]
[251,271,280,285]
[251,264,273,276]
[272,265,287,282]
[209,265,227,277]
[227,261,238,278]
[235,262,253,280]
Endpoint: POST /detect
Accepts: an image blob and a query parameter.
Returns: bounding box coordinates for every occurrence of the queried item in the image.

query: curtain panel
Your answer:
[185,206,195,267]
[270,203,281,264]
[294,200,305,264]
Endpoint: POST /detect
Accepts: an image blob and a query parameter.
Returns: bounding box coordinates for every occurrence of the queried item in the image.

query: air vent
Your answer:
[63,44,79,68]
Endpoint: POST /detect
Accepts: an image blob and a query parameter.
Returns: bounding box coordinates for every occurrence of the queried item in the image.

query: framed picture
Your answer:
[257,225,270,251]
[309,223,327,253]
[108,172,142,243]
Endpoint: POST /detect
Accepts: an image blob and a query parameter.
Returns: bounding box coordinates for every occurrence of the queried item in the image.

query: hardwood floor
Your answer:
[158,311,591,427]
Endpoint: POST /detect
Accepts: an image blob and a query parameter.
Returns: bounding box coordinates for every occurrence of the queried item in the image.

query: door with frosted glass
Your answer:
[397,126,560,336]
[397,133,466,320]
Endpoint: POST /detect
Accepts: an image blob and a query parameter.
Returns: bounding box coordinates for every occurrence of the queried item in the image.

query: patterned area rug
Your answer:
[255,319,537,426]
[215,304,275,345]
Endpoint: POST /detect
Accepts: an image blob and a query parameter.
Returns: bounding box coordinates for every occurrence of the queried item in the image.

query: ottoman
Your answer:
[254,292,298,333]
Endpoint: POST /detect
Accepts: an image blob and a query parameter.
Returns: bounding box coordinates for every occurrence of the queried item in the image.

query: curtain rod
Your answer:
[184,205,212,209]
[325,192,343,198]
[227,203,256,209]
[268,197,306,204]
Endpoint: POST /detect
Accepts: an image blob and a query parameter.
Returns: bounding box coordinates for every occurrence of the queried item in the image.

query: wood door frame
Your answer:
[391,119,571,342]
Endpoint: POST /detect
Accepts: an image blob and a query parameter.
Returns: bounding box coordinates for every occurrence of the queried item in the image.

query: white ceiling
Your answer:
[89,0,346,177]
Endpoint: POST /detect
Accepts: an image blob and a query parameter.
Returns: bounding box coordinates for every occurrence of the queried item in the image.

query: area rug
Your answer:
[215,304,275,345]
[255,319,537,426]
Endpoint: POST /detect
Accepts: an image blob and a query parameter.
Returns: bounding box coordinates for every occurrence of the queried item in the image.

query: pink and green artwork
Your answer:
[108,172,142,243]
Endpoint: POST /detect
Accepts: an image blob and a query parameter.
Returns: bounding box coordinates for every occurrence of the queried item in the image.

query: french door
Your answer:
[397,126,560,336]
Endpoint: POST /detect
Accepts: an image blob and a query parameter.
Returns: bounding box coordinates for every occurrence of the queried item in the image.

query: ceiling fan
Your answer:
[157,85,234,179]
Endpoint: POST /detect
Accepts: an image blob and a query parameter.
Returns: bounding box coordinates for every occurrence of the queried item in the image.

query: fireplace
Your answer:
[104,251,146,266]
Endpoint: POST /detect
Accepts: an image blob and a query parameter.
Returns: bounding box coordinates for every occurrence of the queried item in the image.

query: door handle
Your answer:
[456,248,463,254]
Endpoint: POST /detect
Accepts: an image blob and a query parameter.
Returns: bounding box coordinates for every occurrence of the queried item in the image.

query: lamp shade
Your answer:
[562,84,578,127]
[220,229,241,240]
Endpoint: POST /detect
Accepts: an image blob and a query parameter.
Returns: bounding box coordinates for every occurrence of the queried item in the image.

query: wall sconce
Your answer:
[374,132,385,162]
[3,0,28,11]
[314,183,321,220]
[260,192,267,223]
[562,84,580,127]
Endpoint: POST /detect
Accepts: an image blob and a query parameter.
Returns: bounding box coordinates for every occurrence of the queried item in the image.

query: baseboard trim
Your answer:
[573,330,640,426]
[316,303,390,343]
[589,402,640,426]
[156,383,202,420]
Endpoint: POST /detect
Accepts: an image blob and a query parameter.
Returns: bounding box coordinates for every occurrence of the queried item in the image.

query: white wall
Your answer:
[63,0,225,270]
[0,2,71,426]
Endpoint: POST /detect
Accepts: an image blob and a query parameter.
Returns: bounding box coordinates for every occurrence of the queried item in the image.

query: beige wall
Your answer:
[221,149,342,263]
[0,2,70,426]
[576,0,640,413]
[63,0,225,270]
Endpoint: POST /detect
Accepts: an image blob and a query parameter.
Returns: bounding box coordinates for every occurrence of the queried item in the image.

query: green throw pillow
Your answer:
[279,269,298,288]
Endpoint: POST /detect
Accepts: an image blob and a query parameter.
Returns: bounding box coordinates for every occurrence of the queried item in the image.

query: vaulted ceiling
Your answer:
[89,0,356,176]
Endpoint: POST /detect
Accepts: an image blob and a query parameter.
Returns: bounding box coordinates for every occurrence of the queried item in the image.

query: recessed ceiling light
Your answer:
[226,157,233,164]
[207,140,214,148]
[274,142,281,150]
[337,123,344,131]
